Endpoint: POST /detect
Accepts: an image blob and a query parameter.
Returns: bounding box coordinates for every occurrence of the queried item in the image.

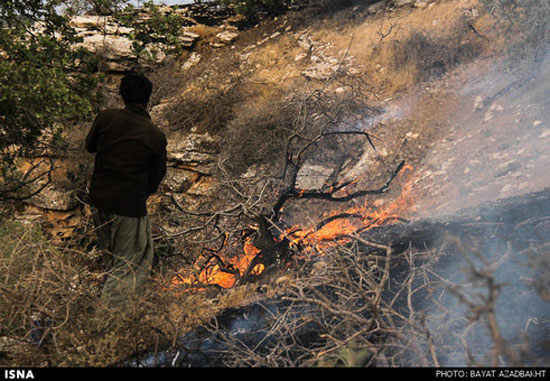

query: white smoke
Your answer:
[405,49,550,366]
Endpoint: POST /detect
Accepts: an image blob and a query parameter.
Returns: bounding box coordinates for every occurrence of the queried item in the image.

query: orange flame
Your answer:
[170,165,415,292]
[170,235,262,292]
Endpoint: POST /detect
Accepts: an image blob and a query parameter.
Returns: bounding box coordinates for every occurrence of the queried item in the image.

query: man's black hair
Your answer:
[119,73,153,105]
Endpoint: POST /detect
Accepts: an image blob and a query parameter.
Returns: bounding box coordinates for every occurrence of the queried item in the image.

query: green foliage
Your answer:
[115,1,190,56]
[0,0,101,179]
[62,0,129,16]
[221,0,287,17]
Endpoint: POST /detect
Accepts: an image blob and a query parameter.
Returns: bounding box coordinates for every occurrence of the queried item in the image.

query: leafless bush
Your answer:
[155,54,246,135]
[201,226,550,367]
[199,235,427,367]
[388,27,482,83]
[160,67,379,272]
[219,67,375,177]
[0,220,227,366]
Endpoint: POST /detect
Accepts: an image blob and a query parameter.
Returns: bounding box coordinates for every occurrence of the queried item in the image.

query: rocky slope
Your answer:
[18,0,535,249]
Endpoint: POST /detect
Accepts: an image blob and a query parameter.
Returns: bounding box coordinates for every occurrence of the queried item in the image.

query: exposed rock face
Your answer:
[70,14,200,72]
[24,0,435,217]
[19,158,81,212]
[75,33,135,72]
[213,30,239,47]
[295,163,335,190]
[296,33,358,81]
[165,167,200,194]
[166,131,220,175]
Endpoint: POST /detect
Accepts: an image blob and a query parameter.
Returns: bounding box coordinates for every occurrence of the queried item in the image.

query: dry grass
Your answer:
[0,0,518,367]
[203,229,550,367]
[296,0,499,95]
[0,219,264,366]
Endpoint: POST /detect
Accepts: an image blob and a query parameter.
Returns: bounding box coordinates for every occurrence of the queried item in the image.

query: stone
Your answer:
[297,34,313,51]
[181,52,202,71]
[367,1,385,14]
[70,15,111,29]
[28,186,78,211]
[17,159,79,211]
[75,33,135,71]
[167,132,220,174]
[216,31,239,44]
[165,167,200,193]
[393,0,414,6]
[473,95,484,111]
[295,163,335,190]
[150,102,172,130]
[179,31,200,47]
[183,31,200,40]
[301,61,339,81]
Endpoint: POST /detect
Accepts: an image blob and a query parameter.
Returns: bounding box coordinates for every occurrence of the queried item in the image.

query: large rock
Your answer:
[28,186,78,212]
[69,15,201,72]
[70,15,112,29]
[295,163,335,190]
[76,33,135,71]
[17,158,80,211]
[167,132,220,175]
[216,30,239,44]
[165,167,200,193]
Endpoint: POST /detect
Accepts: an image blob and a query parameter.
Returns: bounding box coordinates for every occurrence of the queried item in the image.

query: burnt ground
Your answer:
[384,54,550,220]
[286,50,550,231]
[127,2,550,367]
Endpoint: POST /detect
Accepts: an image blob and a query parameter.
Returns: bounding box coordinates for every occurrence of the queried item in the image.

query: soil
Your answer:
[286,49,550,229]
[158,0,550,237]
[370,54,550,221]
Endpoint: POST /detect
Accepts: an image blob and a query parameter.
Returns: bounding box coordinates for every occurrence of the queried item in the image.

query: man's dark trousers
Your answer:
[86,105,167,307]
[92,209,154,307]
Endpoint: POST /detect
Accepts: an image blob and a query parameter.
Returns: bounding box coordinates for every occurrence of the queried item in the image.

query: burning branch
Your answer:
[273,159,406,218]
[168,154,412,292]
[166,69,411,293]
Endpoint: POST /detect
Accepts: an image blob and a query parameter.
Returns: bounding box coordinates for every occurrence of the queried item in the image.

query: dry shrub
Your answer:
[205,230,550,367]
[157,55,246,134]
[218,94,297,175]
[168,83,244,134]
[380,24,481,91]
[389,29,479,82]
[218,69,375,176]
[0,220,230,366]
[481,0,550,62]
[329,0,491,95]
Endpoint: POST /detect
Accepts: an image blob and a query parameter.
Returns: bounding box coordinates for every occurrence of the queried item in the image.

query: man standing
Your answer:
[86,73,167,307]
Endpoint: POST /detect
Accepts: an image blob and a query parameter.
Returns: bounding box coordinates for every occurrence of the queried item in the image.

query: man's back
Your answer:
[86,104,167,217]
[86,73,166,308]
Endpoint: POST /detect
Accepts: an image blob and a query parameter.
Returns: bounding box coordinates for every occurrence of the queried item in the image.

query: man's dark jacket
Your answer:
[86,104,167,217]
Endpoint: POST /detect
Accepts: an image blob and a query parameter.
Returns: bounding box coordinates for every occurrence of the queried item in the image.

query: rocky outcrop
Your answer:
[24,0,441,218]
[166,131,220,175]
[70,15,200,72]
[66,1,242,72]
[69,1,434,73]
